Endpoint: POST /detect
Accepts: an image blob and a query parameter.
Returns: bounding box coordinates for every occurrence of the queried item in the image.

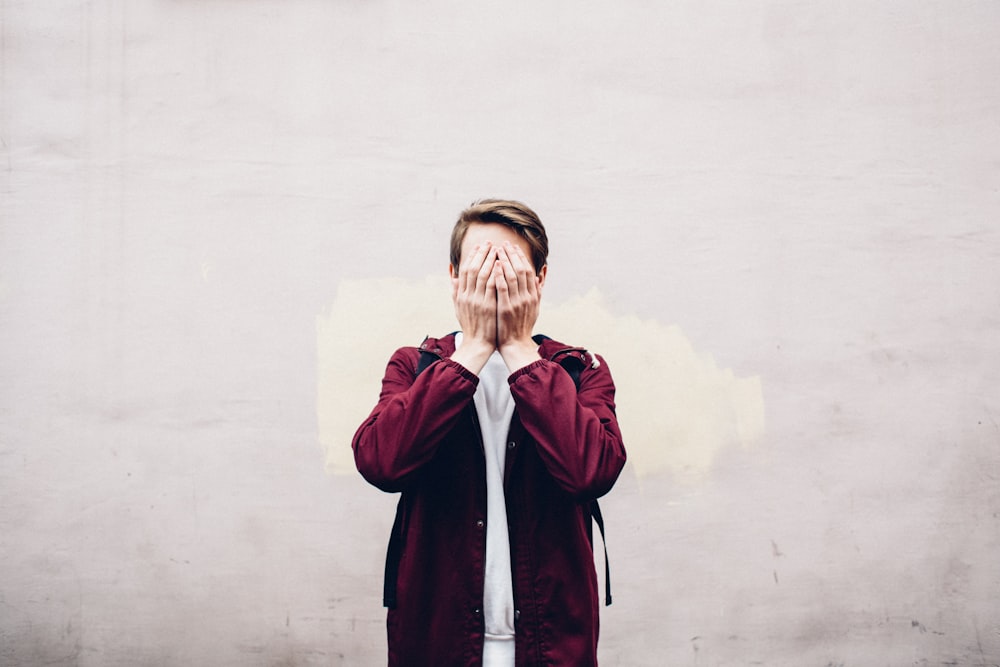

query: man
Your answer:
[353,199,626,666]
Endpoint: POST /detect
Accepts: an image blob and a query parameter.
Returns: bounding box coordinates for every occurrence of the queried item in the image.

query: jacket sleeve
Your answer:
[508,354,627,500]
[352,347,479,492]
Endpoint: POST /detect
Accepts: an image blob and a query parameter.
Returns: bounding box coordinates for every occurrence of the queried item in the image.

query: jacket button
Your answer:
[514,609,521,621]
[507,441,516,449]
[476,520,484,528]
[473,608,481,615]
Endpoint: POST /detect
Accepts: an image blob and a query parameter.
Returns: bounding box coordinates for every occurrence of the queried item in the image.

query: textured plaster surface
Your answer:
[2,1,999,665]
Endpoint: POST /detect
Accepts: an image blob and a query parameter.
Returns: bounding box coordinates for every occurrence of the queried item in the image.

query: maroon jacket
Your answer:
[353,333,626,666]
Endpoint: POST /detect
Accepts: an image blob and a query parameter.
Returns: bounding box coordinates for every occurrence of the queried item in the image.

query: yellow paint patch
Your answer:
[318,276,764,479]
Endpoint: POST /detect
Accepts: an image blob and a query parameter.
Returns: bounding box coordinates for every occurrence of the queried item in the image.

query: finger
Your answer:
[486,261,503,315]
[458,244,477,293]
[464,243,489,292]
[494,260,510,306]
[474,246,498,295]
[504,243,532,296]
[461,242,488,274]
[510,244,536,297]
[461,242,490,293]
[496,246,521,300]
[485,259,498,290]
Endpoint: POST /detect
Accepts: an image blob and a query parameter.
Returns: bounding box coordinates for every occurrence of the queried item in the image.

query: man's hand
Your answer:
[496,242,543,372]
[450,241,499,375]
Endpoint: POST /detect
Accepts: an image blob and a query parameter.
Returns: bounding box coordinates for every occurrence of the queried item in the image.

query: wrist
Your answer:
[498,338,541,373]
[451,337,495,376]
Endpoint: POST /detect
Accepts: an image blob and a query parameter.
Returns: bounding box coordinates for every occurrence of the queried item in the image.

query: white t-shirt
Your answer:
[455,334,517,663]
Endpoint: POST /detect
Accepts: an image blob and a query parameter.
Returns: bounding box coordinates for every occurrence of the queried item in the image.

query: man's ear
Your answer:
[537,265,548,288]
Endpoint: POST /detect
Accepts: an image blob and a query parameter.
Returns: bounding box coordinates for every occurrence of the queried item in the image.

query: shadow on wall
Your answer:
[317,276,765,480]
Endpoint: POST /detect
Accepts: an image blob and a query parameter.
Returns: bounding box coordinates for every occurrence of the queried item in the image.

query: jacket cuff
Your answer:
[442,358,481,386]
[507,358,549,385]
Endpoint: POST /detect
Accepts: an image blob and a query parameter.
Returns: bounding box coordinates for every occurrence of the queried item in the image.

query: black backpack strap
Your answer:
[549,344,584,389]
[414,349,437,376]
[383,498,404,608]
[564,360,582,389]
[590,500,612,606]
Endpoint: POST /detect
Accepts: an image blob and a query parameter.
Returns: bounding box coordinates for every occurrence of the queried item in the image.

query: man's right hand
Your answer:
[449,241,499,375]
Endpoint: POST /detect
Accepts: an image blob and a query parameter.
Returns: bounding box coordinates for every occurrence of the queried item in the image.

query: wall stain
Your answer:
[317,277,766,480]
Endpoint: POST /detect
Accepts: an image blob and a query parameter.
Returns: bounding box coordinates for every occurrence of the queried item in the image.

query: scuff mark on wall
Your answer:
[317,276,764,479]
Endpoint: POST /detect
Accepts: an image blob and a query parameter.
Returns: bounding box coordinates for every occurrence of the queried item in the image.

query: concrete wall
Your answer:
[2,1,998,665]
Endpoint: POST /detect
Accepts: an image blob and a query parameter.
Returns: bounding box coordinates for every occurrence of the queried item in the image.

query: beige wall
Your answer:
[2,1,999,665]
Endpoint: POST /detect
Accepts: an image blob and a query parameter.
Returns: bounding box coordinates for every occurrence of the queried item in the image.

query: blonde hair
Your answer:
[449,199,548,274]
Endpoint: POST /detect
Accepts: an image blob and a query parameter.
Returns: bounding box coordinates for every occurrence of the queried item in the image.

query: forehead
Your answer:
[461,222,529,251]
